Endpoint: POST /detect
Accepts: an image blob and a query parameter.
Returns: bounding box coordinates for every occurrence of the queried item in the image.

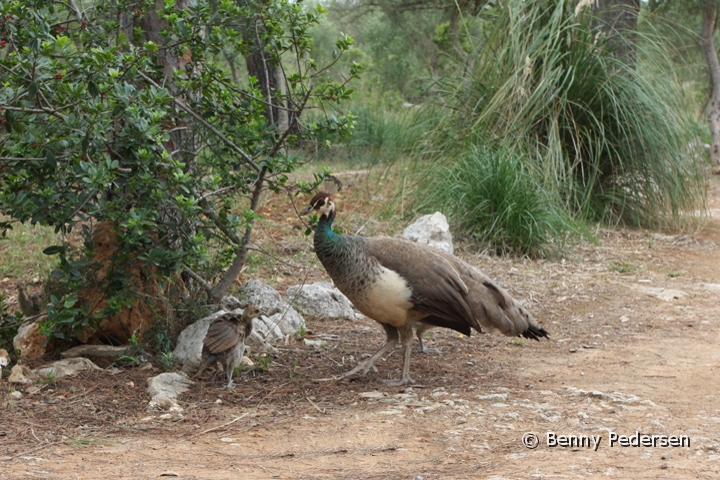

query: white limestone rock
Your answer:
[286,281,362,321]
[402,212,454,255]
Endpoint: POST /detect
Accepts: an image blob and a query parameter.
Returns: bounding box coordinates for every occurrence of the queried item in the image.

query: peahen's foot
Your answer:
[342,357,380,378]
[341,338,398,380]
[382,375,414,386]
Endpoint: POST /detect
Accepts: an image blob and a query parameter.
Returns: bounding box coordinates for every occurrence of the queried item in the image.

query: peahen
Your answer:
[305,192,548,385]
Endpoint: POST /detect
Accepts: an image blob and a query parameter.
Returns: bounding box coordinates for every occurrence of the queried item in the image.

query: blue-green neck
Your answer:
[315,212,339,242]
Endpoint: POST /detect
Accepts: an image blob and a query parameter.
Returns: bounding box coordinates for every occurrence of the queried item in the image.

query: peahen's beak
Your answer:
[303,204,314,215]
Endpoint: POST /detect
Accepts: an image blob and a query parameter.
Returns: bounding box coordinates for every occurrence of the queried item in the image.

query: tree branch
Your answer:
[136,70,261,172]
[210,167,267,301]
[182,265,214,299]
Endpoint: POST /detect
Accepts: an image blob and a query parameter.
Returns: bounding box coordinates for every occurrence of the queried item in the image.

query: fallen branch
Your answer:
[194,411,251,436]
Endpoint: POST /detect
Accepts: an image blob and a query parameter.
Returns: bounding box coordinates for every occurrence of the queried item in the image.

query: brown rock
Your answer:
[13,321,48,360]
[75,221,180,344]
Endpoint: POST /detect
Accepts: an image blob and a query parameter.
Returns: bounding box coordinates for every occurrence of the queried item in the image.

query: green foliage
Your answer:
[418,145,572,256]
[310,103,428,166]
[609,262,637,273]
[417,0,704,250]
[0,0,359,340]
[310,6,441,102]
[156,351,179,372]
[0,290,20,354]
[254,352,272,372]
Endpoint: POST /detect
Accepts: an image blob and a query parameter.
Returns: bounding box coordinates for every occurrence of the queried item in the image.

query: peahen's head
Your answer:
[304,192,336,219]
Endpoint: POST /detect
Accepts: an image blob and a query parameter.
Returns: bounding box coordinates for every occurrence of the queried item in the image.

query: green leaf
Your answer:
[4,110,14,133]
[88,81,99,98]
[64,296,78,309]
[43,245,66,255]
[28,82,38,98]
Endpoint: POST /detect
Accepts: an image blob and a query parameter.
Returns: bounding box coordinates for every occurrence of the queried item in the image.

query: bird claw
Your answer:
[382,377,415,386]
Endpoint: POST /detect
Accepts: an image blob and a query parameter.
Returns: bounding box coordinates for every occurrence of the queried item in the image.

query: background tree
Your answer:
[0,0,359,342]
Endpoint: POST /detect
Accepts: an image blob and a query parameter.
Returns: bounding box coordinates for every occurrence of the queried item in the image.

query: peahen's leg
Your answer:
[384,324,415,386]
[343,323,399,378]
[415,323,441,354]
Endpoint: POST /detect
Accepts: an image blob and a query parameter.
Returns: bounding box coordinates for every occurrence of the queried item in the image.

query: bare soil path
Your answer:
[2,176,720,479]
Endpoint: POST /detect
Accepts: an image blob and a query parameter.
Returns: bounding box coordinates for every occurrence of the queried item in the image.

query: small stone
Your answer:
[359,391,387,399]
[662,453,673,460]
[241,356,254,366]
[9,391,22,399]
[661,462,668,469]
[0,348,10,369]
[475,393,508,402]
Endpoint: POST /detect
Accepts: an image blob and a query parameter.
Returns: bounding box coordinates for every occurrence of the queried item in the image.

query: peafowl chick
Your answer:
[194,305,261,389]
[305,192,548,386]
[17,284,44,317]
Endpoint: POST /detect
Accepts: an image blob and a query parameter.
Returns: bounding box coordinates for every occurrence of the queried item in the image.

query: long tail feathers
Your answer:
[521,324,549,341]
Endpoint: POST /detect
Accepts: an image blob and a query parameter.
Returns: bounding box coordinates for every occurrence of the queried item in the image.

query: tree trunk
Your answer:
[592,0,641,63]
[701,0,720,165]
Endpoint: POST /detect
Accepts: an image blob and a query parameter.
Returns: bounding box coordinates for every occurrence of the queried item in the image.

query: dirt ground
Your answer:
[1,175,720,479]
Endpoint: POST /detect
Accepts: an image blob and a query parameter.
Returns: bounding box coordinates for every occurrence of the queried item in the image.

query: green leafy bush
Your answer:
[0,0,359,340]
[417,145,571,256]
[415,0,704,253]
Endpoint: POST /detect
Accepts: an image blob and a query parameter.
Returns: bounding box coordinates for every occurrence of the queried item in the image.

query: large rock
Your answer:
[286,281,362,321]
[147,372,194,412]
[236,280,305,335]
[402,212,454,255]
[13,321,48,360]
[35,357,102,379]
[8,364,40,384]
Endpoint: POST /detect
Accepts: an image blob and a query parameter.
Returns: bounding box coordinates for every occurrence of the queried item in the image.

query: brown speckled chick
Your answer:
[195,305,261,388]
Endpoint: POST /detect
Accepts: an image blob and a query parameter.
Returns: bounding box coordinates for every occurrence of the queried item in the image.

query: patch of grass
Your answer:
[0,219,60,281]
[156,351,179,371]
[65,437,112,447]
[37,373,57,384]
[416,0,704,232]
[609,262,637,274]
[416,145,574,256]
[667,271,684,278]
[254,352,272,372]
